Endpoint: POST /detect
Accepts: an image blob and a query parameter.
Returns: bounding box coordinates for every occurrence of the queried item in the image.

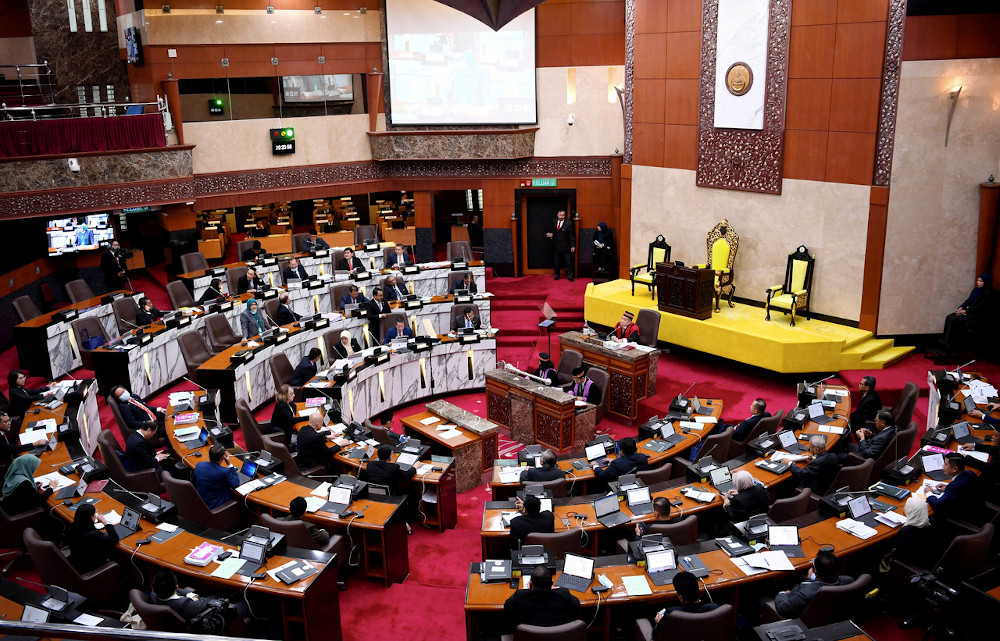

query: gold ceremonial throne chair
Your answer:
[765,245,816,327]
[630,235,671,298]
[694,220,739,312]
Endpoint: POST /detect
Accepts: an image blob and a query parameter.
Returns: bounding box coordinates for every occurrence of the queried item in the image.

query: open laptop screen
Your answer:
[240,539,266,564]
[562,553,594,580]
[627,487,651,506]
[768,525,799,546]
[585,444,606,461]
[646,548,676,573]
[709,466,732,487]
[777,431,797,449]
[330,486,352,505]
[594,494,620,517]
[847,495,872,519]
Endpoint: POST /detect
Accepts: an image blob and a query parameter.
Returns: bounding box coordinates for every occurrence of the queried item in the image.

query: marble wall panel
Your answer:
[0,147,192,193]
[629,165,871,321]
[534,66,625,159]
[368,129,537,161]
[0,37,37,67]
[878,58,1000,335]
[142,9,382,46]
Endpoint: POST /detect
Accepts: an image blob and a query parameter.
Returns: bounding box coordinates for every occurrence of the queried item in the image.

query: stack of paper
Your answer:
[439,429,463,440]
[33,471,74,490]
[918,479,946,496]
[958,450,989,463]
[622,575,652,596]
[498,469,522,484]
[419,416,442,426]
[693,416,718,424]
[211,557,246,579]
[836,518,878,540]
[825,388,849,397]
[875,511,906,528]
[732,556,769,576]
[311,482,332,496]
[682,487,716,503]
[771,451,809,463]
[818,425,847,435]
[304,496,326,513]
[236,479,265,496]
[743,551,795,571]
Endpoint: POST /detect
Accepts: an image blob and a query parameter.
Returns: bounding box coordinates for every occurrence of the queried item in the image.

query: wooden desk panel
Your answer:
[402,410,497,493]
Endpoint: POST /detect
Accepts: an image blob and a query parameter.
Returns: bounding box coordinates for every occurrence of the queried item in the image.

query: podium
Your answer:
[655,262,715,320]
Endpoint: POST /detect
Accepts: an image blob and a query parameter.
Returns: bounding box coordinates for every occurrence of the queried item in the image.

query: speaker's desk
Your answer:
[559,331,660,422]
[401,401,499,493]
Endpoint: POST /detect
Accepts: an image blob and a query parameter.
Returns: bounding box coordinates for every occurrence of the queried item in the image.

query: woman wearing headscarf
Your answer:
[332,330,361,359]
[722,470,769,524]
[239,298,273,339]
[592,222,616,280]
[67,502,119,573]
[2,454,56,514]
[943,274,996,351]
[890,495,932,564]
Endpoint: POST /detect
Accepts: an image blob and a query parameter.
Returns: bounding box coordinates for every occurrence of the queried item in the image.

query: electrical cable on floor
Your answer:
[345,514,361,567]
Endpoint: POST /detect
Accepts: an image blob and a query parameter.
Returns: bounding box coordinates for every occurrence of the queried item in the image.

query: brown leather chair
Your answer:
[636,461,672,486]
[23,527,124,607]
[810,459,872,510]
[524,530,585,560]
[447,241,473,262]
[635,308,660,347]
[227,266,248,297]
[129,588,186,633]
[204,313,242,354]
[555,350,583,385]
[236,399,275,453]
[585,368,610,420]
[65,279,94,303]
[112,296,140,334]
[269,353,297,395]
[768,487,812,523]
[260,513,346,573]
[520,477,568,498]
[646,514,698,545]
[380,311,408,340]
[363,419,395,446]
[354,225,377,245]
[163,469,243,532]
[0,503,46,574]
[263,434,324,477]
[166,281,196,309]
[292,233,311,253]
[853,421,917,485]
[97,429,162,495]
[890,381,919,428]
[383,245,414,266]
[762,574,872,627]
[450,303,482,331]
[729,410,784,458]
[330,283,355,311]
[236,239,257,261]
[106,393,134,442]
[324,328,348,356]
[502,620,587,641]
[179,252,209,274]
[895,523,994,583]
[71,317,110,369]
[699,426,734,463]
[177,331,212,383]
[263,298,281,325]
[12,296,41,323]
[636,604,735,641]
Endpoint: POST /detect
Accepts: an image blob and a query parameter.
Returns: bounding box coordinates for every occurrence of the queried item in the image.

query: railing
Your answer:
[0,620,266,641]
[0,62,57,107]
[0,101,162,121]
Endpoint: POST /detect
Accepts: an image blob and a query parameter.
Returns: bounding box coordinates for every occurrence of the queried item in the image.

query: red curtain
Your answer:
[0,114,166,158]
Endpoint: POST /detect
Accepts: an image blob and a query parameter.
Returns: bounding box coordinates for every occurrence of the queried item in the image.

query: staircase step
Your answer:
[859,345,914,368]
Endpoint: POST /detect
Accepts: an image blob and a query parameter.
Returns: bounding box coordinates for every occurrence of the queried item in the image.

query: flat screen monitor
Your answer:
[46,213,115,256]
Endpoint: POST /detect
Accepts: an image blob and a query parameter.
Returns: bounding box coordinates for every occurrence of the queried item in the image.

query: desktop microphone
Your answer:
[219,526,253,543]
[120,317,147,333]
[807,374,836,388]
[678,382,697,400]
[697,442,719,468]
[180,375,209,394]
[14,577,52,591]
[204,285,227,300]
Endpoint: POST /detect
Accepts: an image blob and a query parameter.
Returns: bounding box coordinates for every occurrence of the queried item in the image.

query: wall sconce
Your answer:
[566,68,577,105]
[945,85,963,147]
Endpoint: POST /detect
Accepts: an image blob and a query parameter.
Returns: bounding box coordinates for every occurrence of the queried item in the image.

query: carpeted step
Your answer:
[859,345,915,369]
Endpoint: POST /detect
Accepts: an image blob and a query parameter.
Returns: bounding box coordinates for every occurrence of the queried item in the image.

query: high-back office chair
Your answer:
[129,589,187,633]
[269,353,297,396]
[236,399,274,453]
[503,620,587,641]
[166,281,196,309]
[762,574,872,627]
[524,530,585,560]
[354,225,377,245]
[112,296,140,334]
[204,314,242,354]
[380,312,408,341]
[765,245,816,326]
[106,393,134,443]
[585,368,610,420]
[647,514,698,545]
[0,503,46,575]
[381,275,408,299]
[330,284,354,311]
[263,298,281,326]
[635,309,660,347]
[177,331,212,383]
[519,478,568,498]
[263,434,324,477]
[65,279,95,303]
[555,350,583,385]
[383,245,414,266]
[698,426,734,463]
[163,470,243,532]
[635,461,672,486]
[236,239,257,261]
[768,488,813,523]
[636,604,735,641]
[12,296,41,323]
[179,252,209,274]
[97,430,162,495]
[71,317,110,370]
[693,219,739,311]
[24,527,125,607]
[629,235,670,297]
[292,233,311,253]
[227,266,248,297]
[729,411,784,458]
[447,241,473,262]
[450,303,482,331]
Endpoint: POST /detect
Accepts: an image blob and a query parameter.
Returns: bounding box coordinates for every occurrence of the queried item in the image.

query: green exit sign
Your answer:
[533,178,557,187]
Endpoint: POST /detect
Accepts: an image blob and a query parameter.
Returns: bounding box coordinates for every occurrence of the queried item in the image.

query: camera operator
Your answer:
[151,569,253,636]
[101,240,131,291]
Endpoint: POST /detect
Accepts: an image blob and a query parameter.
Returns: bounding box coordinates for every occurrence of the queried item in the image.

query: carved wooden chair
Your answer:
[694,219,739,311]
[765,245,816,326]
[629,235,671,298]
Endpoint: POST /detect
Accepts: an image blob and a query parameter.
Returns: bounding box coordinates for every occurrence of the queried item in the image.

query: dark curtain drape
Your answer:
[0,114,166,158]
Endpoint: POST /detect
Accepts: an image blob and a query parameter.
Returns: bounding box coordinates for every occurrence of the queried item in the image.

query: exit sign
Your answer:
[519,178,557,188]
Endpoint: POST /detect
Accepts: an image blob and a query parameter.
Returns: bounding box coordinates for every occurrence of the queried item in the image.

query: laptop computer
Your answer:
[963,395,977,414]
[39,586,70,612]
[112,506,142,539]
[554,553,595,593]
[327,485,354,516]
[180,426,208,450]
[846,495,880,528]
[767,525,804,557]
[30,433,58,457]
[55,478,87,501]
[626,486,654,516]
[691,396,713,416]
[235,538,268,576]
[952,421,982,445]
[659,423,686,447]
[237,459,258,485]
[776,430,806,454]
[709,466,736,494]
[21,603,50,622]
[585,443,608,463]
[396,451,419,469]
[594,494,631,528]
[645,548,679,586]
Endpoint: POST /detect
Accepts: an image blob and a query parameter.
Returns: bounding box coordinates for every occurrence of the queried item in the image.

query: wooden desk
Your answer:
[198,237,225,259]
[486,369,597,455]
[655,262,715,320]
[559,331,660,422]
[256,234,293,255]
[401,402,499,493]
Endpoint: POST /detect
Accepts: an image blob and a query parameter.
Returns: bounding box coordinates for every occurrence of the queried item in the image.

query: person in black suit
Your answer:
[126,421,169,477]
[849,376,882,432]
[533,353,559,385]
[451,306,481,332]
[593,437,648,482]
[282,257,309,283]
[199,278,226,304]
[242,239,265,261]
[772,550,853,620]
[0,411,45,468]
[250,220,269,238]
[520,449,567,482]
[332,330,361,359]
[722,470,769,523]
[290,348,322,387]
[467,214,483,249]
[151,570,251,635]
[783,436,841,493]
[732,398,771,442]
[383,275,407,301]
[842,410,896,461]
[926,453,981,523]
[635,497,682,536]
[503,565,581,629]
[295,412,341,473]
[651,572,720,637]
[363,287,390,328]
[7,370,50,420]
[509,494,554,549]
[337,247,364,272]
[450,272,479,294]
[384,318,414,344]
[275,293,300,325]
[385,244,411,268]
[338,285,367,311]
[270,385,301,442]
[111,385,166,434]
[567,368,601,405]
[366,444,416,493]
[236,266,265,295]
[546,210,575,281]
[281,497,330,546]
[67,502,119,574]
[304,232,329,252]
[135,297,166,326]
[101,240,127,291]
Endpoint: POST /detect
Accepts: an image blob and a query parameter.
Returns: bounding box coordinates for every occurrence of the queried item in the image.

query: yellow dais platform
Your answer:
[584,280,912,374]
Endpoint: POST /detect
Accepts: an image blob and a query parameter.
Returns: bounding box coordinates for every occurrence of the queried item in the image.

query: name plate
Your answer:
[165,316,192,329]
[208,301,233,314]
[231,349,253,365]
[54,309,79,322]
[404,300,423,310]
[402,265,420,275]
[460,333,480,345]
[101,292,126,304]
[350,271,371,281]
[259,289,278,300]
[454,295,473,305]
[209,267,227,276]
[363,243,380,252]
[306,279,324,290]
[305,317,329,330]
[259,257,277,266]
[451,261,469,270]
[312,249,330,258]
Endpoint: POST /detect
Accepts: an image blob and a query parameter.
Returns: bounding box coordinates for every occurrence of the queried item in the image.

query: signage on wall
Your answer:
[520,178,557,188]
[208,98,225,115]
[269,128,296,155]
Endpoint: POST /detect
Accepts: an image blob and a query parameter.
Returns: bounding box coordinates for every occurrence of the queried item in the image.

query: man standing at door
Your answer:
[547,210,575,282]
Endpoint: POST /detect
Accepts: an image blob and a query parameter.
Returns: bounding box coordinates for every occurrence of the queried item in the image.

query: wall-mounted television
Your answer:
[125,27,142,65]
[46,213,115,256]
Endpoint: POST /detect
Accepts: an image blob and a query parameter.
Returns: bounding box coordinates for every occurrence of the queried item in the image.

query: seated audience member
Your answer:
[611,311,640,343]
[135,297,166,326]
[635,497,681,536]
[281,497,330,546]
[842,410,896,461]
[722,470,768,523]
[339,285,367,311]
[282,257,309,283]
[111,385,166,434]
[503,565,581,629]
[568,367,601,405]
[7,370,50,419]
[126,421,169,477]
[732,398,771,441]
[943,274,996,351]
[1,454,56,514]
[383,275,407,301]
[385,318,414,344]
[363,288,391,326]
[509,494,554,549]
[651,571,719,637]
[369,411,402,446]
[849,376,881,432]
[450,272,478,294]
[290,348,323,387]
[961,411,1000,489]
[337,247,364,272]
[67,502,119,574]
[0,411,45,468]
[236,266,265,295]
[295,411,342,473]
[193,445,239,509]
[891,494,932,565]
[783,436,840,493]
[926,453,980,523]
[451,306,481,331]
[199,278,227,304]
[150,569,251,636]
[242,239,265,261]
[773,549,853,619]
[270,385,300,443]
[305,232,329,252]
[533,353,559,385]
[593,437,648,482]
[366,444,416,493]
[239,298,274,339]
[275,293,300,325]
[332,330,361,359]
[250,220,269,238]
[385,244,411,268]
[520,449,567,482]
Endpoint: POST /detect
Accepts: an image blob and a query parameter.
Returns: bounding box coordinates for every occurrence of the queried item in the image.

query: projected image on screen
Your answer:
[385,0,536,125]
[46,213,115,256]
[281,75,354,103]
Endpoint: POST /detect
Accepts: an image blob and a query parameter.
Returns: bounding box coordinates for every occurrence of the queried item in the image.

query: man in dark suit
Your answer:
[568,368,601,405]
[281,497,331,546]
[451,306,481,332]
[339,285,367,311]
[783,436,841,493]
[111,385,166,434]
[385,245,411,268]
[135,297,166,326]
[520,449,567,482]
[842,410,896,461]
[384,318,414,343]
[593,437,648,482]
[282,257,309,283]
[503,565,580,629]
[296,412,341,473]
[509,494,554,549]
[304,232,329,252]
[732,398,771,441]
[236,266,266,295]
[773,549,853,619]
[242,239,265,261]
[290,348,322,387]
[635,497,682,536]
[363,287,390,328]
[546,210,575,281]
[337,247,365,272]
[275,293,300,325]
[849,376,882,432]
[125,421,169,477]
[927,453,980,523]
[101,240,127,291]
[450,272,479,294]
[467,214,483,248]
[366,444,416,493]
[383,275,407,301]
